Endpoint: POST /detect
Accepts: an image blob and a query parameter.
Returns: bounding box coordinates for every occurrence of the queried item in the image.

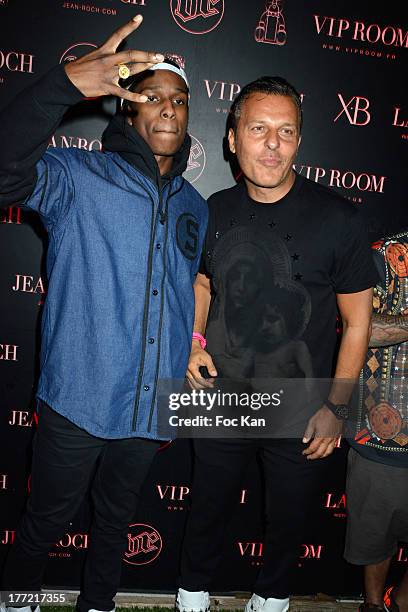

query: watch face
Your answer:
[326,400,349,420]
[335,405,349,420]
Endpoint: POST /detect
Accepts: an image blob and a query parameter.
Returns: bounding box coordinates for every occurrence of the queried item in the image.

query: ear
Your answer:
[228,127,236,154]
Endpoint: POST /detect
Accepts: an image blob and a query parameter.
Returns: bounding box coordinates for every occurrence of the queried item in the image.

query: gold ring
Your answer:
[118,64,130,79]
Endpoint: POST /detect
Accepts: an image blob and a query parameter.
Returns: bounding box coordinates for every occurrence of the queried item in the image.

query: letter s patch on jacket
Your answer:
[176,213,199,260]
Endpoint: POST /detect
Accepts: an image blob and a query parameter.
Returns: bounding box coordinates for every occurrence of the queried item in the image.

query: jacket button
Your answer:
[143,385,150,391]
[148,337,155,344]
[152,289,158,296]
[156,243,161,249]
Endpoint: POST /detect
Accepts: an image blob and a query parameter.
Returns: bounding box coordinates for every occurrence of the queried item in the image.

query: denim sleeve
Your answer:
[25,150,75,231]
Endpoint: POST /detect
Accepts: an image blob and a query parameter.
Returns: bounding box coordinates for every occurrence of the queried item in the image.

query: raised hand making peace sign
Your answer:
[64,14,164,102]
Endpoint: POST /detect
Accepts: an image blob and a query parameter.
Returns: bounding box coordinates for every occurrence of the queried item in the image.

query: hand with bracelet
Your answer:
[186,333,218,390]
[302,399,346,460]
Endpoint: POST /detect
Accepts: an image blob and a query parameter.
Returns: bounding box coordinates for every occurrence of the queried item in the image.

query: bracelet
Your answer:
[325,398,349,421]
[192,332,206,350]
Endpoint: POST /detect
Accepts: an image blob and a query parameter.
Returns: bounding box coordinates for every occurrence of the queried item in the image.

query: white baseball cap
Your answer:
[120,59,189,109]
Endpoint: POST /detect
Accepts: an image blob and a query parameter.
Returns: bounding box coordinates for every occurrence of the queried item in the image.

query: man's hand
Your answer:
[64,15,164,101]
[302,405,343,460]
[186,342,218,390]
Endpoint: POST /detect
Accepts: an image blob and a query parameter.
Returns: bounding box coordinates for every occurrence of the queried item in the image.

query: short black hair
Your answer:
[230,76,302,133]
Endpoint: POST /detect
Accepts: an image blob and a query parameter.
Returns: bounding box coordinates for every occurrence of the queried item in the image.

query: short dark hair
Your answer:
[230,76,302,133]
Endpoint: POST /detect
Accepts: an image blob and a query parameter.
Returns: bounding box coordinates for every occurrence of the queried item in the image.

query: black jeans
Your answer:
[180,438,333,599]
[1,404,160,612]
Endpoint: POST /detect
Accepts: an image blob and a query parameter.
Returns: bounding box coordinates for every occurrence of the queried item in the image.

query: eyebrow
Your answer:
[248,119,297,127]
[139,85,188,94]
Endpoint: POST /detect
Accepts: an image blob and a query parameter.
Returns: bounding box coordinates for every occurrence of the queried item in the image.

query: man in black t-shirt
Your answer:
[175,77,377,612]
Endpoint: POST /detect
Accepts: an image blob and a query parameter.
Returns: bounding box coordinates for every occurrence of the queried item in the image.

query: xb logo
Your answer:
[176,213,199,261]
[334,94,371,126]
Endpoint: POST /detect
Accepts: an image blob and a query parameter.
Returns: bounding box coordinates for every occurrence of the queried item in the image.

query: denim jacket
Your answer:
[0,66,207,439]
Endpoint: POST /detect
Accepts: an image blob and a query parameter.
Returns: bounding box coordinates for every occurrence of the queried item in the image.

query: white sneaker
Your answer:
[176,588,210,612]
[245,593,289,612]
[245,594,266,612]
[263,598,289,612]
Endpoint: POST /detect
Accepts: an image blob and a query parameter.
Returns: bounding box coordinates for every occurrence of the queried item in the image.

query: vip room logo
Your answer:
[157,484,190,510]
[59,43,98,64]
[313,14,407,61]
[255,0,287,46]
[203,79,304,115]
[398,546,408,562]
[184,135,206,183]
[123,523,162,565]
[313,15,408,49]
[204,79,241,102]
[0,475,8,491]
[293,163,386,204]
[334,94,371,126]
[170,0,224,35]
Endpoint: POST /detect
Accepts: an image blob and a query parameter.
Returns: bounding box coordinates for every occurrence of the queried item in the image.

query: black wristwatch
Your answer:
[325,399,349,420]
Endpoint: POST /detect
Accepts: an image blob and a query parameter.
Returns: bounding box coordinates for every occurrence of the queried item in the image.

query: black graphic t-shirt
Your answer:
[201,174,378,383]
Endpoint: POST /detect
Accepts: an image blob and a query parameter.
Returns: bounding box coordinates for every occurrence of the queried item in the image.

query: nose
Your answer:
[160,98,176,120]
[265,128,279,150]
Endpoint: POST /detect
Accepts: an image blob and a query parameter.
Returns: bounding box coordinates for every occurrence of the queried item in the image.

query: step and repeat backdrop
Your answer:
[0,0,407,598]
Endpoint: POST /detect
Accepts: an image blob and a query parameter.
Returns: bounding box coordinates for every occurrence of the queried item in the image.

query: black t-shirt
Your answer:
[201,174,378,383]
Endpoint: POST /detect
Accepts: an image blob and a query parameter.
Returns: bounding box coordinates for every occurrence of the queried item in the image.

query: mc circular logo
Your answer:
[59,42,98,64]
[185,135,206,184]
[170,0,224,35]
[123,523,163,566]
